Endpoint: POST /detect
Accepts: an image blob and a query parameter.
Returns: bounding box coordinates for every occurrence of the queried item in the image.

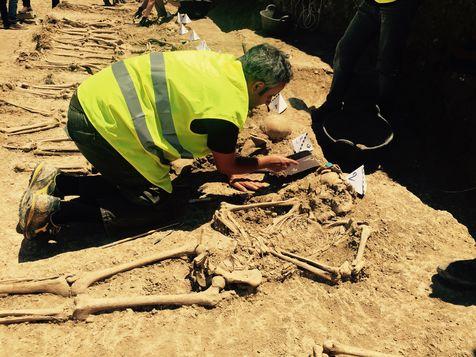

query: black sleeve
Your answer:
[190,119,239,154]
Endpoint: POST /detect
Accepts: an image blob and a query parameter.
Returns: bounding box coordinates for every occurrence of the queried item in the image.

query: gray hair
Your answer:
[239,43,293,88]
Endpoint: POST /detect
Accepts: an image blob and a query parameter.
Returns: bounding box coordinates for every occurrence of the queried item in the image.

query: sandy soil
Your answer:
[0,1,475,356]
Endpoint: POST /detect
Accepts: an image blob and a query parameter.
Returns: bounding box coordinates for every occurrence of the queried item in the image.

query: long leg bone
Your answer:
[280,250,351,280]
[69,242,198,295]
[270,250,338,284]
[351,225,371,274]
[0,276,71,297]
[72,276,233,320]
[323,339,397,357]
[0,307,69,325]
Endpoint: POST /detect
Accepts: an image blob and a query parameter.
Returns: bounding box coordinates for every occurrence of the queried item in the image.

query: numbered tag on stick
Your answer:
[345,165,366,195]
[292,132,313,153]
[269,93,288,114]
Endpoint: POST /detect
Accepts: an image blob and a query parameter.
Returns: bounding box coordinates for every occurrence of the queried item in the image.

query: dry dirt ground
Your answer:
[0,1,475,356]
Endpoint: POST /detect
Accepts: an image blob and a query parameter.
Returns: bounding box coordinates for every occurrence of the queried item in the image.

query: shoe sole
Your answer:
[18,162,51,234]
[24,194,51,240]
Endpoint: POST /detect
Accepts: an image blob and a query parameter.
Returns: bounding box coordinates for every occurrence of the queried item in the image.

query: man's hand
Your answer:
[229,174,268,192]
[258,155,298,173]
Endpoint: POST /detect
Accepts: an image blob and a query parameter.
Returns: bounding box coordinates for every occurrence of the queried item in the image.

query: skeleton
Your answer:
[0,229,262,324]
[212,196,371,284]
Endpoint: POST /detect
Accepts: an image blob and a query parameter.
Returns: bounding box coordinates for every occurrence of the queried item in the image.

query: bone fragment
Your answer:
[73,276,232,320]
[323,340,397,357]
[270,250,338,284]
[312,344,324,357]
[351,225,371,273]
[0,99,51,116]
[0,276,71,297]
[70,242,198,295]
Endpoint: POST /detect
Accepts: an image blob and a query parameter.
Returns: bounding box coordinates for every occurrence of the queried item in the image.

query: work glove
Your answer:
[134,6,144,19]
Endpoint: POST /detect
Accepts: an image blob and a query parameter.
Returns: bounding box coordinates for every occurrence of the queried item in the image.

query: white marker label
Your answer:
[269,93,287,114]
[292,133,313,153]
[346,165,366,195]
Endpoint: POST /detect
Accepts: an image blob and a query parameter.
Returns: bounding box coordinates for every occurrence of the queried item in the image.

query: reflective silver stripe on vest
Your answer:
[150,52,193,159]
[111,61,168,165]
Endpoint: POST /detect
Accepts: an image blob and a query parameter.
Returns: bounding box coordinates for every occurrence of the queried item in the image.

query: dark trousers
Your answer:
[58,93,170,237]
[327,0,420,113]
[66,93,167,207]
[1,0,9,27]
[8,0,18,24]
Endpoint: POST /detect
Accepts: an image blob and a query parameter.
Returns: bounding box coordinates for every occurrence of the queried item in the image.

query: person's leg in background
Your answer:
[376,0,421,120]
[7,0,21,28]
[312,0,380,120]
[139,0,167,27]
[1,0,10,29]
[153,0,167,18]
[20,0,31,12]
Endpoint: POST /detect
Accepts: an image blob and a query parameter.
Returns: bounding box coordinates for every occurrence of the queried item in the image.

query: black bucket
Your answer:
[260,4,291,36]
[316,106,394,171]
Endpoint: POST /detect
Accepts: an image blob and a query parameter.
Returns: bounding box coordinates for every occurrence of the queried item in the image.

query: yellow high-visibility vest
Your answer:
[374,0,397,3]
[77,51,249,193]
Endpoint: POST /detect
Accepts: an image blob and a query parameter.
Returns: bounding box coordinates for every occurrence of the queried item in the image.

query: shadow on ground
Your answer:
[17,170,242,263]
[430,275,476,307]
